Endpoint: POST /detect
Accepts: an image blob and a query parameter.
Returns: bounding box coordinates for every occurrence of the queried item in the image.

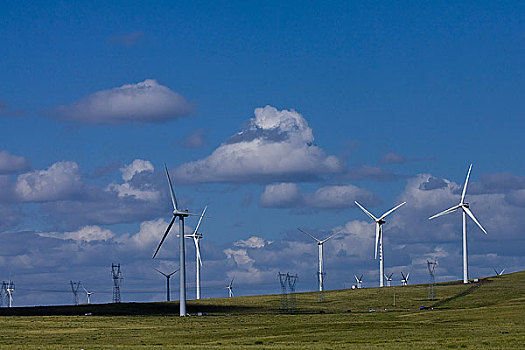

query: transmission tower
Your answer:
[427,260,437,301]
[318,272,326,302]
[287,273,298,313]
[112,263,122,303]
[278,272,288,310]
[70,281,81,305]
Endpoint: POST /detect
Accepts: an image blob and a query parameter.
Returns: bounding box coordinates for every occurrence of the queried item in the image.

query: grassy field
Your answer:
[0,271,524,349]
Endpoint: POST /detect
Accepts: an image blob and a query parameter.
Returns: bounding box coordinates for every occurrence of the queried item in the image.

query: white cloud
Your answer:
[50,79,192,125]
[172,105,343,183]
[128,218,171,249]
[0,150,30,174]
[259,183,302,208]
[120,159,154,181]
[234,236,271,248]
[259,183,378,209]
[15,161,82,202]
[106,159,160,201]
[39,225,115,242]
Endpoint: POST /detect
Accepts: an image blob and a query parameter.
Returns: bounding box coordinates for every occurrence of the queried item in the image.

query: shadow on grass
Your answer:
[0,302,265,316]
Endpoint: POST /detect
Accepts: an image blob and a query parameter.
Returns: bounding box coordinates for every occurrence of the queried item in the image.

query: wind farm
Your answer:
[1,1,523,348]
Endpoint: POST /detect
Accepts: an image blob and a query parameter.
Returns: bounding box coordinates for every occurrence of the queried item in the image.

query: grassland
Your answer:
[0,271,524,349]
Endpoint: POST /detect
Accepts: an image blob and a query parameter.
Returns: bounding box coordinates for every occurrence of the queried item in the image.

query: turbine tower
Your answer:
[384,273,393,287]
[354,201,406,287]
[429,164,487,284]
[82,284,93,304]
[185,206,207,300]
[155,267,179,301]
[401,272,410,286]
[153,164,201,316]
[226,277,234,297]
[354,274,363,289]
[297,228,342,293]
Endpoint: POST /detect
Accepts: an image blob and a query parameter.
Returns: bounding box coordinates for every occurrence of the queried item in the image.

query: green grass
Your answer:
[0,271,524,349]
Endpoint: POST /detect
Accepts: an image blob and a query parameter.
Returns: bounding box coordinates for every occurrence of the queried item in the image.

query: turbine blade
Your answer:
[154,268,168,277]
[165,164,178,211]
[461,164,473,204]
[401,272,406,279]
[374,223,380,259]
[493,267,499,275]
[379,201,406,220]
[463,206,487,234]
[500,269,505,275]
[192,206,207,235]
[152,216,176,259]
[406,273,410,280]
[168,268,180,277]
[428,204,462,220]
[297,228,321,243]
[354,275,359,283]
[355,201,378,221]
[320,229,344,244]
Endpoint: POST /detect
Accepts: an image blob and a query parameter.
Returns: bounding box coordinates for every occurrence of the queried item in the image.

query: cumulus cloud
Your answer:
[171,105,343,183]
[15,161,83,202]
[0,150,30,174]
[106,159,160,201]
[50,79,192,125]
[234,236,271,248]
[259,183,378,209]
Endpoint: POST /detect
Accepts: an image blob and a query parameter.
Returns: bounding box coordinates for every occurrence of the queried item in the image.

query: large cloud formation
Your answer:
[50,79,192,124]
[172,106,343,183]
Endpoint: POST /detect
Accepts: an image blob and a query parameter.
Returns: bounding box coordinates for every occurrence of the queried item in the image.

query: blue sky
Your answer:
[0,1,524,305]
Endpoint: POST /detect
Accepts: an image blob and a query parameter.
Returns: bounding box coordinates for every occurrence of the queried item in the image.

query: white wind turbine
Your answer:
[493,268,505,276]
[153,164,201,316]
[401,272,410,286]
[429,164,487,284]
[354,200,406,287]
[298,228,343,293]
[185,206,207,300]
[82,285,93,304]
[354,274,363,289]
[384,273,393,287]
[226,277,234,298]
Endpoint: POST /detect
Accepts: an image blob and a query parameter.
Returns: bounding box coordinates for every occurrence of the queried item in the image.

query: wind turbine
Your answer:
[354,200,406,287]
[226,277,234,297]
[384,273,393,287]
[185,206,207,300]
[354,274,363,289]
[82,284,93,304]
[297,228,343,293]
[401,272,410,286]
[429,164,487,284]
[155,267,180,302]
[493,268,505,276]
[153,164,201,316]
